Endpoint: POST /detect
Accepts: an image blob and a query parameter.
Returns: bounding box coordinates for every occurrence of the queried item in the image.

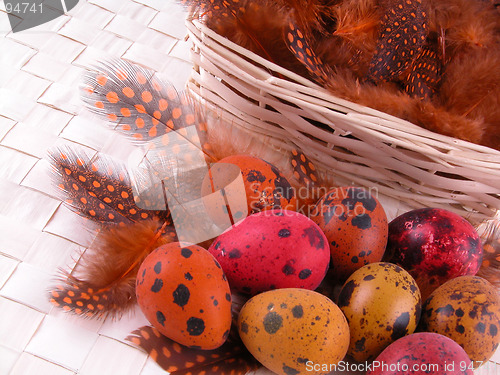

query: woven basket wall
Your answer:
[185,18,500,226]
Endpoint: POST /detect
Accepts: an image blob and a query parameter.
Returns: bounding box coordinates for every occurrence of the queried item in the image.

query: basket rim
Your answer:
[186,17,500,159]
[185,15,500,223]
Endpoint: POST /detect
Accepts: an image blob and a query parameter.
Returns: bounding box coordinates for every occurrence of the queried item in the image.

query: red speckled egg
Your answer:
[310,187,388,281]
[367,332,473,374]
[208,209,330,295]
[136,242,232,350]
[203,155,297,218]
[384,208,483,299]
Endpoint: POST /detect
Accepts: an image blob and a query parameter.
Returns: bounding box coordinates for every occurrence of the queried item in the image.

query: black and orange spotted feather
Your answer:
[127,325,259,374]
[290,148,319,187]
[50,149,171,226]
[285,21,332,84]
[365,0,428,83]
[82,59,214,164]
[49,149,177,318]
[402,40,441,100]
[50,218,176,319]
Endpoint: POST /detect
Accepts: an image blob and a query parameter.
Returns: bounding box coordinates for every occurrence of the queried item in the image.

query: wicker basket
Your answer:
[184,17,500,225]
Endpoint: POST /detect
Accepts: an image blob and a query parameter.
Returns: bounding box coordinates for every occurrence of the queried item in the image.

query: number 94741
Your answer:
[5,2,43,14]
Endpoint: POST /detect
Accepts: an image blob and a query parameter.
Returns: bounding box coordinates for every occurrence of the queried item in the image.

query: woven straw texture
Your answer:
[0,1,498,374]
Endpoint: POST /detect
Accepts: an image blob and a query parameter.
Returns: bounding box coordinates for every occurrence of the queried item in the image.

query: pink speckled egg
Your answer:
[384,208,483,300]
[367,332,473,374]
[208,209,330,295]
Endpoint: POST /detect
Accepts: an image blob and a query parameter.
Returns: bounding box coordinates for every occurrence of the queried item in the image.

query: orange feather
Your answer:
[50,219,176,319]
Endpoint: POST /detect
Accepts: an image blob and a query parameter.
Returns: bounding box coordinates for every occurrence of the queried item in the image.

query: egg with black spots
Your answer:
[136,242,232,350]
[208,209,330,295]
[420,276,500,366]
[384,208,483,300]
[238,288,349,375]
[311,187,388,281]
[338,262,421,362]
[367,332,473,374]
[201,155,297,228]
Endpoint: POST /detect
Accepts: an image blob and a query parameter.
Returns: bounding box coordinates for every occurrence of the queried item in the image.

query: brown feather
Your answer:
[439,47,500,149]
[204,1,309,75]
[50,219,177,319]
[323,68,486,144]
[323,0,379,75]
[426,0,500,57]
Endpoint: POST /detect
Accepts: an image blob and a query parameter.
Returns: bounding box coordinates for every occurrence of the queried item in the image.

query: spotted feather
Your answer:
[50,149,171,226]
[403,41,441,100]
[180,0,246,18]
[82,60,213,162]
[366,0,428,83]
[403,44,441,100]
[291,148,319,186]
[127,325,259,374]
[285,21,332,84]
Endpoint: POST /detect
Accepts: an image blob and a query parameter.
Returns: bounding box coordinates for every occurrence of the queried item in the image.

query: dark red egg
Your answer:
[311,187,388,281]
[384,208,483,299]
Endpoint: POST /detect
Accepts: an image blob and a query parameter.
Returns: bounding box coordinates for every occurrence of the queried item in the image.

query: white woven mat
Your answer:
[0,1,498,374]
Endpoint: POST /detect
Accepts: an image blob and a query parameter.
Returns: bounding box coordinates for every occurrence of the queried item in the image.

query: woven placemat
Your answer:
[0,1,498,374]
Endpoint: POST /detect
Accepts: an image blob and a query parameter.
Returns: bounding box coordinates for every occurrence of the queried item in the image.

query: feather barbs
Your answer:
[49,218,177,319]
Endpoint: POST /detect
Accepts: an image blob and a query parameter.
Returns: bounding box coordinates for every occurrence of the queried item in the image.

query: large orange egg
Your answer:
[311,187,388,281]
[136,242,232,349]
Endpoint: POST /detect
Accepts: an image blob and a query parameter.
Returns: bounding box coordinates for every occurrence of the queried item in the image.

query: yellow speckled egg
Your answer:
[420,276,500,366]
[338,262,421,362]
[238,288,350,375]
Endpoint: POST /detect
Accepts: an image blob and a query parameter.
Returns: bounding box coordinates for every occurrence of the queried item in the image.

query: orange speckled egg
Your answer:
[420,276,500,366]
[311,187,388,281]
[238,288,350,375]
[338,262,421,362]
[203,155,297,220]
[136,242,232,350]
